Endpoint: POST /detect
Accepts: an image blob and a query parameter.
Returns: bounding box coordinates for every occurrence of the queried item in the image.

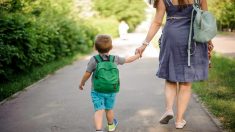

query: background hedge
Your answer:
[0,0,147,82]
[93,0,147,32]
[0,0,98,82]
[208,0,235,31]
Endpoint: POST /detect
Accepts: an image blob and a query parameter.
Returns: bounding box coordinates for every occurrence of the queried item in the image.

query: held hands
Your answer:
[135,44,147,57]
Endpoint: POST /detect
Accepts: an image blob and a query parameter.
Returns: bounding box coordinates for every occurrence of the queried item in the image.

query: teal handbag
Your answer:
[187,0,217,66]
[192,0,217,42]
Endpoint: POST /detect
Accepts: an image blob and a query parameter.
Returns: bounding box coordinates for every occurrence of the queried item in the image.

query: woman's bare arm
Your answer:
[201,0,213,44]
[201,0,213,64]
[144,0,166,43]
[201,0,208,11]
[136,0,166,55]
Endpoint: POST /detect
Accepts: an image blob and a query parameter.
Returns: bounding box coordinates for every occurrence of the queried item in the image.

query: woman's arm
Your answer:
[201,0,214,67]
[144,0,166,43]
[136,0,166,55]
[201,0,213,44]
[200,0,208,11]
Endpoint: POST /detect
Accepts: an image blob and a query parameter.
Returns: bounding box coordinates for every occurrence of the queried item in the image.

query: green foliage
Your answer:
[0,53,85,101]
[0,0,98,81]
[93,0,147,31]
[193,54,235,131]
[208,0,235,30]
[88,17,119,37]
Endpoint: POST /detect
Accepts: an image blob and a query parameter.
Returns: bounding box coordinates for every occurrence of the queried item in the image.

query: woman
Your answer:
[136,0,213,129]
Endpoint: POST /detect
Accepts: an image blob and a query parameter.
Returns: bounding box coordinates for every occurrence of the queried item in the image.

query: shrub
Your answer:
[87,17,119,37]
[0,0,98,81]
[93,0,147,31]
[208,0,235,31]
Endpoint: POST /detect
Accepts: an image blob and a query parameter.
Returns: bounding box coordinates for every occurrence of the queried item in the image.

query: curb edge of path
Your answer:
[0,75,51,106]
[0,55,92,106]
[192,94,225,132]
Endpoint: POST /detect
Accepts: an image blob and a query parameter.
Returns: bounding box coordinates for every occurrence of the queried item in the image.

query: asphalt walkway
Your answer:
[0,33,221,132]
[212,33,235,57]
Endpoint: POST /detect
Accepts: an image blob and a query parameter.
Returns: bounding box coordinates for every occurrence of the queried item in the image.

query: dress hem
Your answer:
[156,74,208,83]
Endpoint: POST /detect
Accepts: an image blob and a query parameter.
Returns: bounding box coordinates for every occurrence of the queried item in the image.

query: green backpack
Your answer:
[93,55,120,93]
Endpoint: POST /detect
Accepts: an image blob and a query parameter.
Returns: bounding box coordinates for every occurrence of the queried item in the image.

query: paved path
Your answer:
[212,33,235,57]
[0,33,221,132]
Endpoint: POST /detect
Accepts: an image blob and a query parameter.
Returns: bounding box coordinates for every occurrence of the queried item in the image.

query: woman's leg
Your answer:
[160,80,177,124]
[165,80,177,112]
[176,82,192,123]
[94,110,104,130]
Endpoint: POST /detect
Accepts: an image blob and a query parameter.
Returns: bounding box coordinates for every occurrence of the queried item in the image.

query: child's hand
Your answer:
[79,82,85,90]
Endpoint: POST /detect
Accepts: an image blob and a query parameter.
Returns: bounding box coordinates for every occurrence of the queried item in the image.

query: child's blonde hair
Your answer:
[95,34,113,53]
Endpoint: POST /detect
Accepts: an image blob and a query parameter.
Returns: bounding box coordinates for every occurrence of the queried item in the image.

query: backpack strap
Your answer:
[109,55,115,63]
[94,55,115,63]
[93,55,103,63]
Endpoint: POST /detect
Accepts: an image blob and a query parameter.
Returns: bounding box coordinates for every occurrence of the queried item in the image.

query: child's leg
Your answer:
[94,110,105,130]
[105,110,114,125]
[104,93,116,124]
[91,91,106,131]
[104,93,118,131]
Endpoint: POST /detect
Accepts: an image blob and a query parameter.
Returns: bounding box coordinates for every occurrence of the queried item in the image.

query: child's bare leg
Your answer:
[94,110,104,130]
[105,110,114,124]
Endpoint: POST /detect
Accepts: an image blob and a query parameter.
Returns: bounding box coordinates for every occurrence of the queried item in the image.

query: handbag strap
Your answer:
[194,0,200,8]
[188,9,194,66]
[187,0,201,66]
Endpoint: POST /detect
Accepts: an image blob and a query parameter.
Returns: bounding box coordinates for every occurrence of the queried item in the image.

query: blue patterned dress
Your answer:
[156,0,209,82]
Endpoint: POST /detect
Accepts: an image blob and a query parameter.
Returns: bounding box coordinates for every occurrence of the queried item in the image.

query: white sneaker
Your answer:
[159,111,174,124]
[175,120,187,129]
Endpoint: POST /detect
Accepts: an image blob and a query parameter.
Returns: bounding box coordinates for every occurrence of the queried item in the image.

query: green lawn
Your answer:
[0,53,88,102]
[218,31,235,36]
[193,53,235,131]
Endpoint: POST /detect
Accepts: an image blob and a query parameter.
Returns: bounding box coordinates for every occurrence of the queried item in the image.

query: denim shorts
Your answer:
[91,90,116,111]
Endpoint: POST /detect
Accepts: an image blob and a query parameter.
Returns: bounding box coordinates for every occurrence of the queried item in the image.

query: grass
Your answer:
[192,53,235,132]
[0,52,89,102]
[217,31,235,36]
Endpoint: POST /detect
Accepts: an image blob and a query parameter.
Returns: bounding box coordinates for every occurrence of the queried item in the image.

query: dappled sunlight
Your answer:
[117,108,181,132]
[137,108,157,117]
[84,55,93,60]
[32,112,52,120]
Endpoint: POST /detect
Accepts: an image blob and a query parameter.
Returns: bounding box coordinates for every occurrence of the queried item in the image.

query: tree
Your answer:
[93,0,147,31]
[208,0,235,31]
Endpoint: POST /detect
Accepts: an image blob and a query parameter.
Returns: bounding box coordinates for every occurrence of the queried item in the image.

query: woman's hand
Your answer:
[135,45,147,57]
[208,41,214,68]
[208,41,214,52]
[208,41,214,58]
